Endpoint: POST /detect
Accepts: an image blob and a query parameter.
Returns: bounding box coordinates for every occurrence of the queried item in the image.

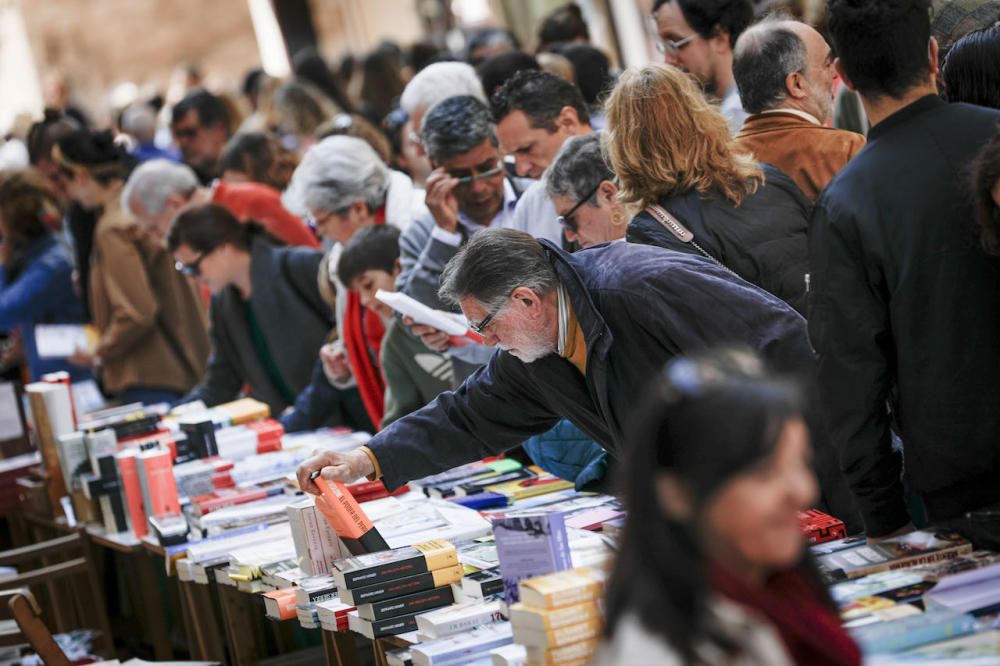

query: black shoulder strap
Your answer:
[644,204,741,279]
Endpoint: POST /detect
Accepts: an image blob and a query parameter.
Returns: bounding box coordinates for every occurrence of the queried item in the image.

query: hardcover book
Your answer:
[816,531,972,581]
[492,513,572,604]
[340,565,463,606]
[332,539,457,590]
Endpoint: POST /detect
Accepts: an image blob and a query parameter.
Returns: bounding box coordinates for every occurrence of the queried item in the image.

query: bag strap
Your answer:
[644,204,740,279]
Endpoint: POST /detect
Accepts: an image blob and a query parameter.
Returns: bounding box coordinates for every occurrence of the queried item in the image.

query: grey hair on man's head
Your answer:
[120,103,158,144]
[439,228,559,309]
[282,135,389,217]
[545,133,613,204]
[733,19,807,115]
[121,158,199,217]
[400,62,486,126]
[420,95,497,165]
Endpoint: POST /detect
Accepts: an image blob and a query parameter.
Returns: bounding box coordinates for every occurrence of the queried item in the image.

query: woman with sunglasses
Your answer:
[0,169,90,381]
[544,133,627,249]
[606,64,812,315]
[55,129,209,404]
[594,349,860,666]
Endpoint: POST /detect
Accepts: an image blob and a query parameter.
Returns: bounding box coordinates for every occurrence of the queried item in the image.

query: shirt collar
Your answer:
[456,177,518,233]
[760,108,822,125]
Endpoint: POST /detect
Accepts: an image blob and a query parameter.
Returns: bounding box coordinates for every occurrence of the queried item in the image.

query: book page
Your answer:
[374,290,470,336]
[34,324,91,358]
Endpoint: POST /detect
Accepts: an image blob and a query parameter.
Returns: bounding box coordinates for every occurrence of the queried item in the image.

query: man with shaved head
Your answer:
[732,18,865,200]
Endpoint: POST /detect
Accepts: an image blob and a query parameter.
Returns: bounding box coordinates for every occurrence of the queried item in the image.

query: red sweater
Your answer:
[211,181,320,249]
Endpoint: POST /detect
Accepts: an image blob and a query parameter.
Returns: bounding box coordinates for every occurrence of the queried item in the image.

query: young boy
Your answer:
[337,225,455,426]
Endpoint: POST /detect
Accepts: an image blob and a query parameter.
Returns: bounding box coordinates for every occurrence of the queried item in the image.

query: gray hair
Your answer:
[420,95,497,165]
[121,158,199,217]
[733,19,808,115]
[281,135,389,217]
[439,228,559,309]
[400,62,486,127]
[120,103,158,143]
[545,133,613,204]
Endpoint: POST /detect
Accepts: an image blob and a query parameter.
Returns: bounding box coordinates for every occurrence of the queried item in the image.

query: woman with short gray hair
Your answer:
[545,133,627,249]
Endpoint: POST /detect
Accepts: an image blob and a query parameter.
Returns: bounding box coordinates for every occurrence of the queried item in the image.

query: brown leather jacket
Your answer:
[734,112,866,201]
[88,189,209,394]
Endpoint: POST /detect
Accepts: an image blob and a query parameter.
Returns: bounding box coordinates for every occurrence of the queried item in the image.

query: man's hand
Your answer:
[404,316,450,352]
[867,522,916,545]
[296,448,375,495]
[320,342,352,384]
[425,167,460,233]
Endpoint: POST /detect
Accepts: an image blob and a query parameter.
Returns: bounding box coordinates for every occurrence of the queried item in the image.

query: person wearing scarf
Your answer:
[594,350,860,666]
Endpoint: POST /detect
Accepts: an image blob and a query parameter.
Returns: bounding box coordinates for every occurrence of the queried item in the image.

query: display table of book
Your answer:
[15,382,1000,666]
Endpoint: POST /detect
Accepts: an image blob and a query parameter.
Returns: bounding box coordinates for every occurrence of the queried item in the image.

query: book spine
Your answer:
[340,550,429,589]
[301,502,330,576]
[116,452,148,538]
[143,451,181,517]
[347,566,461,606]
[317,512,346,569]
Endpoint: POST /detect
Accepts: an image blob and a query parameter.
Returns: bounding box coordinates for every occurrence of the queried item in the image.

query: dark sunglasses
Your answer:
[556,183,601,232]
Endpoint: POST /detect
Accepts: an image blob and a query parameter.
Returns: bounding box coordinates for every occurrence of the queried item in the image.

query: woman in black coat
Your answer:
[605,64,811,315]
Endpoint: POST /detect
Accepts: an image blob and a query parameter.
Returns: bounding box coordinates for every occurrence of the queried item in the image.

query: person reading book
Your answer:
[593,350,860,665]
[334,224,455,427]
[297,228,859,530]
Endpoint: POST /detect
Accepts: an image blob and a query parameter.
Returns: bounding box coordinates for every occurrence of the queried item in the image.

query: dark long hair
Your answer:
[166,204,267,254]
[604,348,808,661]
[942,25,1000,109]
[0,169,62,280]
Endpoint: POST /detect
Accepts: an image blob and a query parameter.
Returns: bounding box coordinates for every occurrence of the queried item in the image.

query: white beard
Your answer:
[501,339,557,363]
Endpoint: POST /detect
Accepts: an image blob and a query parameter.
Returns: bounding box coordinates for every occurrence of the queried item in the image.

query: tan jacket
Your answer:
[89,189,210,395]
[734,112,866,201]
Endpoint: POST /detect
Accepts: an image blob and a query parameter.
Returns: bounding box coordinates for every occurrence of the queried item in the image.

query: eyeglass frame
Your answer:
[468,289,515,334]
[175,251,209,278]
[451,162,504,186]
[555,182,602,232]
[654,33,697,56]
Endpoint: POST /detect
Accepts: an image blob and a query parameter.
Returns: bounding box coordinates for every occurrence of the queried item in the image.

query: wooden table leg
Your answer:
[133,550,172,659]
[217,583,263,665]
[180,580,226,662]
[330,630,363,666]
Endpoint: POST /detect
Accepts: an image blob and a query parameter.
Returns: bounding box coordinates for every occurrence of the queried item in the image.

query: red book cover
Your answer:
[314,477,389,554]
[800,509,847,544]
[245,419,284,453]
[140,448,180,518]
[192,487,270,515]
[115,449,148,538]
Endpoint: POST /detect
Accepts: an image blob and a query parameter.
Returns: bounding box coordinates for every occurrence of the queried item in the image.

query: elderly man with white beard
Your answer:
[297,228,859,528]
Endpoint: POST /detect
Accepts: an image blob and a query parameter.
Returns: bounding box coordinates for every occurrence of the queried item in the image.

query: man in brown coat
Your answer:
[732,18,865,201]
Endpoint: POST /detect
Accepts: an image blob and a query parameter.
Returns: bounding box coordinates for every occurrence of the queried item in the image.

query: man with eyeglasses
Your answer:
[296,227,859,531]
[398,94,537,379]
[170,89,230,185]
[651,0,754,134]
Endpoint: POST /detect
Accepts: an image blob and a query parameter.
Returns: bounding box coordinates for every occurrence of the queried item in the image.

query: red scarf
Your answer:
[342,208,388,429]
[710,560,861,666]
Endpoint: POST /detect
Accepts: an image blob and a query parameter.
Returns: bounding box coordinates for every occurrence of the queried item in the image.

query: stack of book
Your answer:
[409,622,514,666]
[509,567,606,666]
[336,540,463,639]
[317,598,355,632]
[263,588,298,621]
[294,574,338,629]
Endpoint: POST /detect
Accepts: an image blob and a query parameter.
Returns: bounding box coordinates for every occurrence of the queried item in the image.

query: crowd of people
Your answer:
[2,0,1000,663]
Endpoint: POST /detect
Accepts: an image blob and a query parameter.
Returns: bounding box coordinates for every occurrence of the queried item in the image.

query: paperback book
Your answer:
[816,531,972,581]
[492,513,572,604]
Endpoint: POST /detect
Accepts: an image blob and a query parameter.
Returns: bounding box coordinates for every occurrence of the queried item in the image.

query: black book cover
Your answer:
[361,584,455,621]
[344,566,460,606]
[341,529,390,557]
[364,611,420,638]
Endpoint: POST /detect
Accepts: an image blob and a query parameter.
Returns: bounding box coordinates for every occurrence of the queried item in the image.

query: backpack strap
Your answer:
[644,203,741,279]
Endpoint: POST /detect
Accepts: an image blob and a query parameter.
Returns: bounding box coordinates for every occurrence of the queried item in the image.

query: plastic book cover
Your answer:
[817,531,973,581]
[492,513,572,605]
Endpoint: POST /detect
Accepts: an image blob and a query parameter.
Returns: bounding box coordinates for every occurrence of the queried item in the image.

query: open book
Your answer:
[375,290,485,346]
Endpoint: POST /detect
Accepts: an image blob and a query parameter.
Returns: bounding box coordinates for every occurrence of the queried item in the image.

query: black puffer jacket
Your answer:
[627,164,811,314]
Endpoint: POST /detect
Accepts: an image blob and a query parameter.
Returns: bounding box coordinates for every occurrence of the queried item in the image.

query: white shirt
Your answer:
[720,84,750,136]
[508,177,564,246]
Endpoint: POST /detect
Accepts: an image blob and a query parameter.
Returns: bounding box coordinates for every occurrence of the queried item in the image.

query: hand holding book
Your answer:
[297,448,375,494]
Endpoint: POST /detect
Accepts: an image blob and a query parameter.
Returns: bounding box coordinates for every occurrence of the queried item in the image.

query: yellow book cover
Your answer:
[514,617,602,648]
[520,568,604,610]
[525,638,599,666]
[510,600,601,631]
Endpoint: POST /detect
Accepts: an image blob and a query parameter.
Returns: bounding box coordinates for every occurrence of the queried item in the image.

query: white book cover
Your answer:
[415,601,504,638]
[410,622,513,666]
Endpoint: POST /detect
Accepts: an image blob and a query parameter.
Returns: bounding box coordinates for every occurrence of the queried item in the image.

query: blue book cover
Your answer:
[492,512,572,605]
[850,609,977,654]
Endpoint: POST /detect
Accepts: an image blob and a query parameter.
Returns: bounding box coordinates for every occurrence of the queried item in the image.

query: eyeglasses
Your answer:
[451,162,504,186]
[556,183,601,232]
[469,293,512,334]
[305,206,351,230]
[654,33,697,56]
[175,252,207,278]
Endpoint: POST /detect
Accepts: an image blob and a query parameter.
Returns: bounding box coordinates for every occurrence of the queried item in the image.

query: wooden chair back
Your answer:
[8,589,71,666]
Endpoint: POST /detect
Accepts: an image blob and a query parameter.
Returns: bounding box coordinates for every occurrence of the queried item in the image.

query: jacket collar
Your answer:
[538,239,614,362]
[868,94,944,141]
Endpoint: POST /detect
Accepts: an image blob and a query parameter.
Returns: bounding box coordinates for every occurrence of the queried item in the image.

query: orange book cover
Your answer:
[314,477,388,555]
[116,449,148,538]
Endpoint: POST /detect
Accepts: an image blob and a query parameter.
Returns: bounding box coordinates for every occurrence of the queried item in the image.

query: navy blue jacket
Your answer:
[368,240,857,525]
[0,235,91,381]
